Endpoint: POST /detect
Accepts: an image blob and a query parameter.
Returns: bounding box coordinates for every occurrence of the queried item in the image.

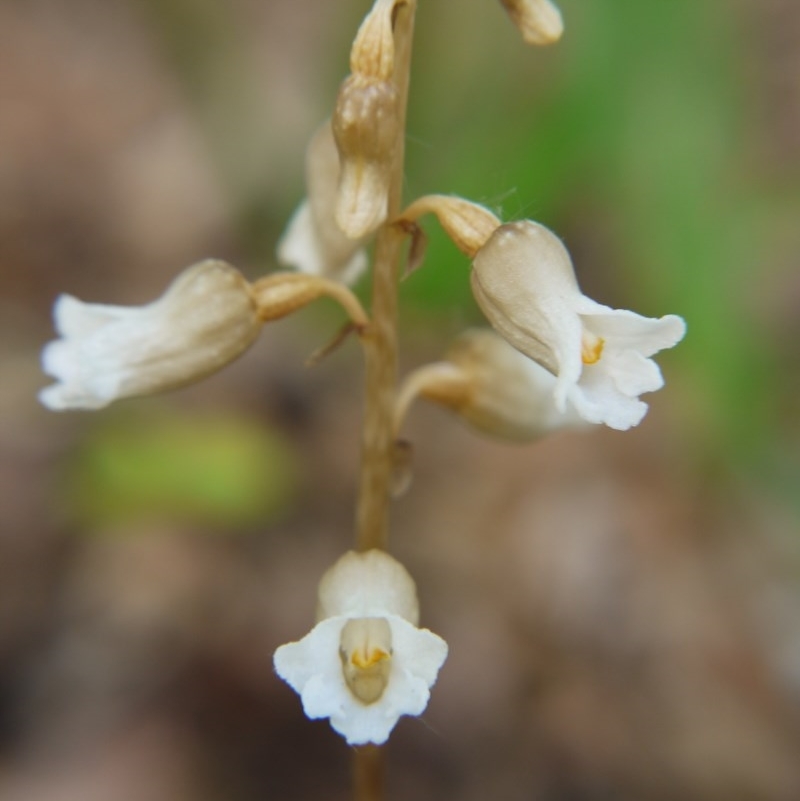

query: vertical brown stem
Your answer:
[352,4,417,798]
[355,0,417,553]
[353,745,385,801]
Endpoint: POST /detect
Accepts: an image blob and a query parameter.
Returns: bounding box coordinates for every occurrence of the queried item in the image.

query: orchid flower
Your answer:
[274,550,448,745]
[470,220,686,430]
[39,260,262,411]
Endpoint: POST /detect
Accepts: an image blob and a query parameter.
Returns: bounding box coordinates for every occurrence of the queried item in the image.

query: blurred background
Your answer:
[1,0,799,799]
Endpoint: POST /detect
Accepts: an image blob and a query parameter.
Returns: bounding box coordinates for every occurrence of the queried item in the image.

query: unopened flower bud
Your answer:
[471,220,686,430]
[349,0,398,81]
[499,0,564,46]
[277,121,368,285]
[274,550,447,745]
[39,260,261,410]
[333,75,399,238]
[395,329,585,441]
[397,195,501,257]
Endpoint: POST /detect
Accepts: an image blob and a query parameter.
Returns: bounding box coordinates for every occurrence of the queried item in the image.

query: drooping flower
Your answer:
[274,549,448,746]
[277,121,368,285]
[395,328,586,442]
[470,221,686,430]
[39,260,262,410]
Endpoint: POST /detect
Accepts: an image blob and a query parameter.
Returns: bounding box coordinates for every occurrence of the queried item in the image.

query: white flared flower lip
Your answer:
[556,299,686,430]
[274,613,448,746]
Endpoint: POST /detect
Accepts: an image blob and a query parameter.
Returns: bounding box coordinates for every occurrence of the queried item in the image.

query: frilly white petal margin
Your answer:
[561,310,686,430]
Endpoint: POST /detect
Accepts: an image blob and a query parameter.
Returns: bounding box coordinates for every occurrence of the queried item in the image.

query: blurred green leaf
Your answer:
[64,409,298,531]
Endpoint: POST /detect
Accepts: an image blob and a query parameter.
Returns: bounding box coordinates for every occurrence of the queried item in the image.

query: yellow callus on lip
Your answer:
[340,618,393,705]
[581,333,605,365]
[350,647,390,669]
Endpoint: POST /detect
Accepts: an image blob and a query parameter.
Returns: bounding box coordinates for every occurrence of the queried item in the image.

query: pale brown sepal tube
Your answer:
[349,0,403,81]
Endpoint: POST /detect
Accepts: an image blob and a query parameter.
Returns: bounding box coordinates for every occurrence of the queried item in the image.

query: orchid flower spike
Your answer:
[277,120,369,286]
[274,549,448,746]
[470,221,686,430]
[395,328,586,442]
[39,260,262,411]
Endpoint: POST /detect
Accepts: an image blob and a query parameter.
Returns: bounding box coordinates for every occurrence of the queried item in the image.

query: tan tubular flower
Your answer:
[332,0,403,239]
[274,550,448,746]
[397,195,502,258]
[277,121,368,286]
[499,0,564,46]
[395,329,585,442]
[39,264,370,412]
[39,260,262,410]
[471,221,686,430]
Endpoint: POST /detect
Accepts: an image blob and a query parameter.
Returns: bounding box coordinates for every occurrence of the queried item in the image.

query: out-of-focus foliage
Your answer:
[62,409,298,530]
